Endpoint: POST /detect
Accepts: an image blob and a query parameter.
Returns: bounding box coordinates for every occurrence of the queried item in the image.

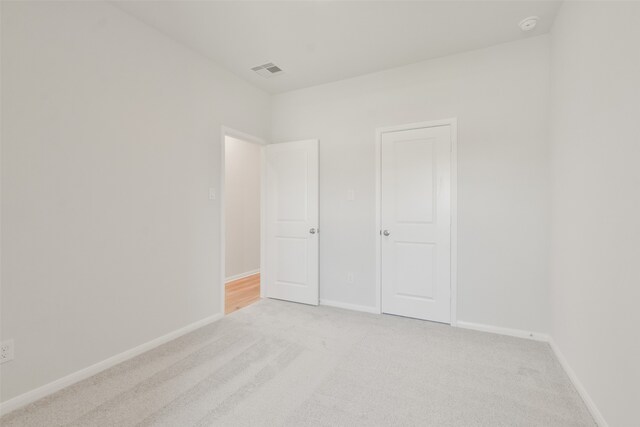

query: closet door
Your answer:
[381,126,451,322]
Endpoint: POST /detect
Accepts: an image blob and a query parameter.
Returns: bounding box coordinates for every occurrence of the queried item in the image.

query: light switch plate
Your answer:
[208,188,216,200]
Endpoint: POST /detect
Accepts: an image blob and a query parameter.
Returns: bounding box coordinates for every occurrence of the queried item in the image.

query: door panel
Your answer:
[274,150,308,221]
[265,140,319,305]
[395,242,435,299]
[381,126,451,322]
[276,237,307,284]
[394,139,435,223]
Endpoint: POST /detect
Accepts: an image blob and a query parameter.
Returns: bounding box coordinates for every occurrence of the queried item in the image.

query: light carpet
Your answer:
[1,299,595,426]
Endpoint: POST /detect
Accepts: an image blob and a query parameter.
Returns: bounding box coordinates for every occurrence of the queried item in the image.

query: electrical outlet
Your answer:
[1,339,14,364]
[346,272,354,284]
[208,188,216,200]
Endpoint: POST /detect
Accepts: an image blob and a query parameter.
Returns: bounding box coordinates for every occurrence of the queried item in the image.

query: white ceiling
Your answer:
[114,1,562,94]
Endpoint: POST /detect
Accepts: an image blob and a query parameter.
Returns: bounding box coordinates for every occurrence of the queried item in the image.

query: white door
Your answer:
[265,140,319,305]
[381,125,451,322]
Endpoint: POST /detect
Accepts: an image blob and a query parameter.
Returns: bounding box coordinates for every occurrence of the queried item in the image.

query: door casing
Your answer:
[374,118,458,325]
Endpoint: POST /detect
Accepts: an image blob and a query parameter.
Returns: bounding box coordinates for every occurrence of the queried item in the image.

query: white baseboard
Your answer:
[548,338,609,427]
[456,320,550,342]
[320,299,379,314]
[0,312,224,416]
[225,269,260,283]
[456,321,607,426]
[1,311,607,427]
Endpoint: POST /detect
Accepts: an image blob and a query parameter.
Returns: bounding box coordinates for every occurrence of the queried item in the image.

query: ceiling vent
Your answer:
[251,62,283,78]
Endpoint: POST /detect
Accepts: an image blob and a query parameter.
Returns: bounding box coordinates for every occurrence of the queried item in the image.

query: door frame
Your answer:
[374,118,458,325]
[219,126,267,315]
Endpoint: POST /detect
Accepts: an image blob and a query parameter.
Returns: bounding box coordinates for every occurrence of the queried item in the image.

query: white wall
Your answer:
[272,36,551,333]
[224,137,261,280]
[0,1,269,402]
[7,3,636,422]
[549,2,640,426]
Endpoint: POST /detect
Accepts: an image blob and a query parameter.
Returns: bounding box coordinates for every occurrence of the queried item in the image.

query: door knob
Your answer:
[383,230,390,236]
[309,228,317,234]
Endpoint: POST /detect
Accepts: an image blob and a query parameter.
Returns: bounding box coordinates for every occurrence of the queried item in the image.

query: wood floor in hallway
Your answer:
[225,273,260,314]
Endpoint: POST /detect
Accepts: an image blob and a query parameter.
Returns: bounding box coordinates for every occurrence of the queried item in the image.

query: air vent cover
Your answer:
[251,62,284,78]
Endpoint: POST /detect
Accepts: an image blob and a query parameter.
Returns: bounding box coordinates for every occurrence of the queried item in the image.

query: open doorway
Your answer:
[222,129,264,314]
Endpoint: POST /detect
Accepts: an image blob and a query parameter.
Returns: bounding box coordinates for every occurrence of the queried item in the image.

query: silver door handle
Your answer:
[383,230,390,236]
[309,228,316,234]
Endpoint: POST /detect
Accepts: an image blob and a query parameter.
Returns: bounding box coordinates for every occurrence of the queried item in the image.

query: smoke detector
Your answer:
[519,16,539,32]
[251,62,283,78]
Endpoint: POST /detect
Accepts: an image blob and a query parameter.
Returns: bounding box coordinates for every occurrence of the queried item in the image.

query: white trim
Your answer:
[320,299,379,314]
[0,313,223,416]
[220,126,266,147]
[220,127,267,314]
[548,338,609,427]
[449,121,458,326]
[456,320,550,342]
[374,118,458,325]
[374,132,382,313]
[225,269,260,283]
[259,147,267,299]
[456,321,606,425]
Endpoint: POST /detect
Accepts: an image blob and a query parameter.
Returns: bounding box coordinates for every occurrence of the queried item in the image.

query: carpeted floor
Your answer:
[1,299,595,426]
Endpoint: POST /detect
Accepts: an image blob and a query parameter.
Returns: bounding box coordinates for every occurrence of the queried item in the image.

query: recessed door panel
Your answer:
[394,242,435,300]
[276,237,307,285]
[275,150,308,222]
[394,139,435,224]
